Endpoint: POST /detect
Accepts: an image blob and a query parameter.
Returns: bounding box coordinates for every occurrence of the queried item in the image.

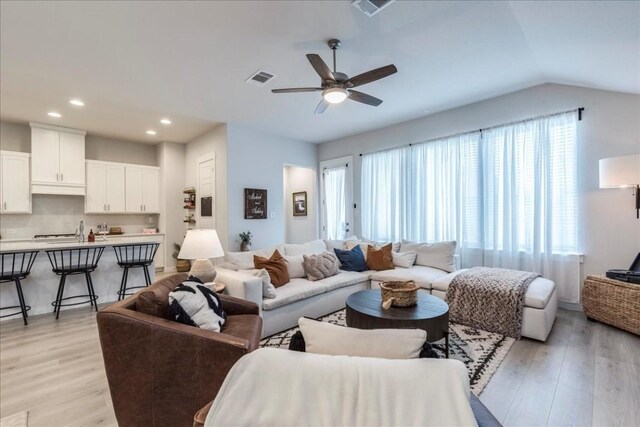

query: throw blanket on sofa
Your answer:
[205,348,477,427]
[446,267,539,338]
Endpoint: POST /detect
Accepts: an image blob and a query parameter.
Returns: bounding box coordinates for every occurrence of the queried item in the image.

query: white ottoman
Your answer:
[431,269,557,341]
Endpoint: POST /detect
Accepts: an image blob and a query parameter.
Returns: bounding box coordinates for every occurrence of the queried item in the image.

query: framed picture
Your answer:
[244,188,267,219]
[293,191,307,216]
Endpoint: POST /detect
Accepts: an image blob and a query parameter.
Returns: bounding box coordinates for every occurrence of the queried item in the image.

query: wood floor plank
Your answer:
[593,355,639,427]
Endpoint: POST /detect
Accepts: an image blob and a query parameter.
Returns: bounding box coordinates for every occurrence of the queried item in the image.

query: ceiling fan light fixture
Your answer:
[322,87,349,104]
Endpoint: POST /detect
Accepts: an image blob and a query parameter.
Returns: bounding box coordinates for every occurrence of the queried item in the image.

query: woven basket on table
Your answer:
[582,275,640,336]
[380,280,419,309]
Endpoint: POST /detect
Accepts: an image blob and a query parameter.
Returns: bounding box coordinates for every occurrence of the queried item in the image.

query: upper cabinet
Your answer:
[0,151,31,214]
[85,161,126,213]
[30,123,86,195]
[125,165,160,213]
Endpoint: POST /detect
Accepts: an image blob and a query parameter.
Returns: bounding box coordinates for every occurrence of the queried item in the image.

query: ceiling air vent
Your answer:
[351,0,395,17]
[246,70,276,86]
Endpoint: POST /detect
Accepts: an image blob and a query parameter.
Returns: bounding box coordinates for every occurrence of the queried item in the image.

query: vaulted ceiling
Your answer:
[1,1,638,144]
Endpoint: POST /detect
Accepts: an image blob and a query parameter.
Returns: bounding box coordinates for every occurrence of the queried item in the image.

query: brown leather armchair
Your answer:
[97,273,262,427]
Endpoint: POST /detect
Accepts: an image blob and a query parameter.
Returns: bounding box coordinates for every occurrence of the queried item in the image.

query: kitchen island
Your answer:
[0,234,164,319]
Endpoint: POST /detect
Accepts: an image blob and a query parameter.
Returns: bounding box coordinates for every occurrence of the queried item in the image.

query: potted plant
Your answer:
[239,231,252,252]
[173,242,191,272]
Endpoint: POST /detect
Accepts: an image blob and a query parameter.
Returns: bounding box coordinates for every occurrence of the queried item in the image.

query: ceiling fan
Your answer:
[271,39,397,114]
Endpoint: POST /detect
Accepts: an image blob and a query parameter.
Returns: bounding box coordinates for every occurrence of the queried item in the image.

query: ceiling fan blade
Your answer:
[314,99,330,114]
[348,90,383,106]
[272,88,323,93]
[306,54,335,82]
[347,64,397,88]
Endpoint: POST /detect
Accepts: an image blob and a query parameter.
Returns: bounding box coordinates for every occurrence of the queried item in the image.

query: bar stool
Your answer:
[0,250,39,325]
[113,243,159,300]
[46,247,105,319]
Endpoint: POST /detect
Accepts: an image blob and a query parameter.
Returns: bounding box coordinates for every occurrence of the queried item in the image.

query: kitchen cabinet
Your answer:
[85,161,125,213]
[0,151,31,213]
[125,165,159,213]
[30,123,86,195]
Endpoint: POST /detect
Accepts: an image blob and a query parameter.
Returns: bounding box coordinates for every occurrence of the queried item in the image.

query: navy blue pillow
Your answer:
[334,245,368,272]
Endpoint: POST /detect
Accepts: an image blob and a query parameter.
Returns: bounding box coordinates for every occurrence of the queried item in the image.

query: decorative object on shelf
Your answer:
[244,188,267,219]
[142,228,158,234]
[184,212,195,223]
[173,242,191,272]
[239,231,252,252]
[599,153,640,218]
[380,280,419,309]
[178,229,225,282]
[183,193,196,209]
[109,226,123,235]
[292,191,307,216]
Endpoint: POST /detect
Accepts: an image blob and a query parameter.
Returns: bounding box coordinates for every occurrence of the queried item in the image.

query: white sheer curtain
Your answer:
[360,111,581,302]
[323,166,347,240]
[361,146,412,242]
[481,112,580,302]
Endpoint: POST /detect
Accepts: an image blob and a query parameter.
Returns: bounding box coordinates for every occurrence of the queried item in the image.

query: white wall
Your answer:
[319,83,640,284]
[0,121,30,152]
[226,125,318,250]
[284,165,318,244]
[185,124,229,249]
[157,141,186,269]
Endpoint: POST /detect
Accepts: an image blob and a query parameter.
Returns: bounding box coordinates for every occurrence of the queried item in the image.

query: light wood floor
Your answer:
[1,304,638,426]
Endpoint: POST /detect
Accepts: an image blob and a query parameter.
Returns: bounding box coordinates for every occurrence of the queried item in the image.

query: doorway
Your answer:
[283,165,318,244]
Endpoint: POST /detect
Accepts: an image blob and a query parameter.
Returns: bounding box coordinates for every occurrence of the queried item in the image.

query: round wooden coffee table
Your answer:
[346,289,450,357]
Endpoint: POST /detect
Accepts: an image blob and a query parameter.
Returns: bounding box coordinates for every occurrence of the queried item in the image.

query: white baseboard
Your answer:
[559,301,583,312]
[163,266,177,273]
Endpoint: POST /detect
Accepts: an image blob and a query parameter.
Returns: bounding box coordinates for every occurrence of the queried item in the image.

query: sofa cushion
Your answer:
[302,251,340,281]
[431,269,557,309]
[262,279,329,311]
[334,245,368,272]
[392,251,418,268]
[317,270,370,292]
[298,317,426,359]
[284,255,306,279]
[370,265,449,290]
[366,243,394,271]
[345,240,374,260]
[136,273,187,318]
[400,240,457,272]
[283,239,327,256]
[254,250,290,287]
[225,245,285,270]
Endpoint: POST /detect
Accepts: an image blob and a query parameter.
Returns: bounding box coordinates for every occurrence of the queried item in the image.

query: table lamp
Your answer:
[599,153,640,218]
[178,229,225,282]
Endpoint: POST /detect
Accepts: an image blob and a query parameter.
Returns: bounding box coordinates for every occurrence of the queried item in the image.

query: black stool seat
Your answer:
[46,247,105,319]
[113,243,159,300]
[1,250,38,325]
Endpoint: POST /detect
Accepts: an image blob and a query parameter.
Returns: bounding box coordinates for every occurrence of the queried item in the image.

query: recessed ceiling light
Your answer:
[48,111,62,118]
[69,99,85,106]
[160,118,172,125]
[146,130,157,135]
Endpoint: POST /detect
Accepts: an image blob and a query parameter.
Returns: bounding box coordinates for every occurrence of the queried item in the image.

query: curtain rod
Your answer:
[359,107,584,157]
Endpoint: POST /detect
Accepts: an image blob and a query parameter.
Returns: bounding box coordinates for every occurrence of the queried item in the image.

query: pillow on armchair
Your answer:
[168,276,227,332]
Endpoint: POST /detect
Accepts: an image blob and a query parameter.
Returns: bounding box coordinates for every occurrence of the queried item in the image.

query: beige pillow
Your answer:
[302,251,339,281]
[345,241,374,261]
[225,245,285,270]
[251,268,277,299]
[298,317,426,359]
[254,250,290,287]
[284,255,306,279]
[400,240,457,272]
[392,251,418,268]
[283,239,327,256]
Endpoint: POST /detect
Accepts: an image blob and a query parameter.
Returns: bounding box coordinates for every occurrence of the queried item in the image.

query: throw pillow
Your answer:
[284,255,306,279]
[344,240,373,260]
[253,268,277,299]
[366,243,394,271]
[298,317,426,359]
[302,251,340,281]
[392,251,418,268]
[225,245,286,270]
[283,239,327,256]
[168,276,227,332]
[334,245,368,272]
[254,249,290,287]
[400,240,457,272]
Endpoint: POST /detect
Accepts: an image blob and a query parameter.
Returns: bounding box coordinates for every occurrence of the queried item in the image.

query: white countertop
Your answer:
[0,234,164,252]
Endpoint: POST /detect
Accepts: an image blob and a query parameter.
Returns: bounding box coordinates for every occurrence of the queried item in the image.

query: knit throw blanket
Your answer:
[446,267,539,339]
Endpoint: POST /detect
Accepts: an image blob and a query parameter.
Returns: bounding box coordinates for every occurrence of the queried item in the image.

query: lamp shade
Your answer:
[178,229,224,260]
[599,154,640,188]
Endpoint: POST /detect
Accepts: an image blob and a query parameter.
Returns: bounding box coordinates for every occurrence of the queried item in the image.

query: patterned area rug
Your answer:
[260,309,515,395]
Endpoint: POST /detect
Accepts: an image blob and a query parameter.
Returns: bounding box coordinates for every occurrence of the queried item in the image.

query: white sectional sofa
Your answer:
[216,239,557,341]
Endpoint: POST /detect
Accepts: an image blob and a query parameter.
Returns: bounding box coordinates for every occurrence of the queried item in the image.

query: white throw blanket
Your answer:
[205,348,477,427]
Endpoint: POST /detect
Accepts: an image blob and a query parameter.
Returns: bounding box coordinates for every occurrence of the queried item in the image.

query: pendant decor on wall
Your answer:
[293,191,307,216]
[244,188,267,219]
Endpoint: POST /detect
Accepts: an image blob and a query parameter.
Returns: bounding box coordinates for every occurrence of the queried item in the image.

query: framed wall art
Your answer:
[244,188,267,219]
[293,191,307,216]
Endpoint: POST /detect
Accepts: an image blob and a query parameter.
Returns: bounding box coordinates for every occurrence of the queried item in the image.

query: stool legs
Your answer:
[118,267,130,301]
[54,274,67,319]
[143,265,152,286]
[85,272,98,311]
[14,279,29,325]
[118,265,152,300]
